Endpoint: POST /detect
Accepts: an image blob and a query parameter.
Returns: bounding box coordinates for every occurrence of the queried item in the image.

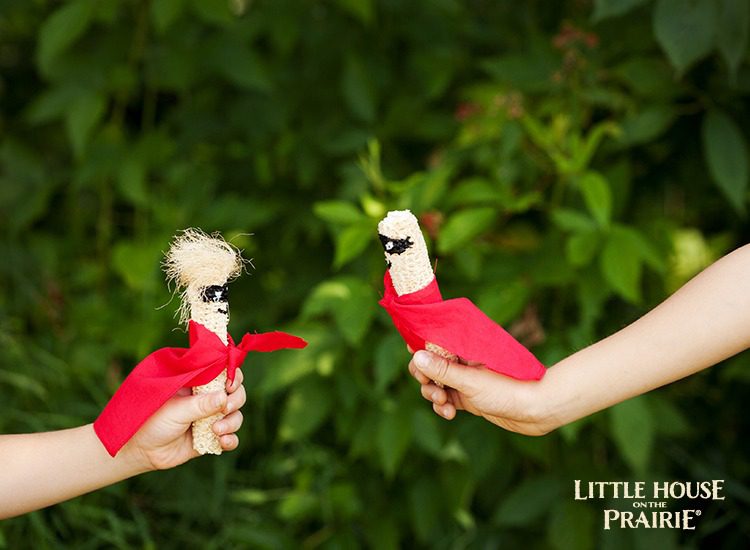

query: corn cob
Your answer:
[163,229,243,455]
[378,210,460,366]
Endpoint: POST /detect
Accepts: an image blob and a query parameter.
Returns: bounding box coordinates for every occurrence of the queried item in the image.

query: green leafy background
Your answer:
[2,0,750,547]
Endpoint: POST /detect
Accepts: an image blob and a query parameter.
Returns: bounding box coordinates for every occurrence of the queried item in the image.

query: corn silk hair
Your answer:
[163,228,245,325]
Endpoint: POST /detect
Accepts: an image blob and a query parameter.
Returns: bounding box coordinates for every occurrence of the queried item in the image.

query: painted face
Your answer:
[201,283,229,315]
[379,234,414,267]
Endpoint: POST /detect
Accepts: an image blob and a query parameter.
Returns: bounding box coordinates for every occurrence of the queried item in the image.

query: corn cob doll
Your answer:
[378,210,460,367]
[163,229,243,455]
[378,210,546,381]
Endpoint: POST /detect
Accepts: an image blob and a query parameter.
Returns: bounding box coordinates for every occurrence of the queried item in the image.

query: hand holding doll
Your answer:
[0,372,246,519]
[2,228,305,519]
[411,244,750,434]
[126,367,247,471]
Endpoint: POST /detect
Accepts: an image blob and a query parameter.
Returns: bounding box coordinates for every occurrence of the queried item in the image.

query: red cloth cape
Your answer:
[379,271,545,381]
[94,320,307,456]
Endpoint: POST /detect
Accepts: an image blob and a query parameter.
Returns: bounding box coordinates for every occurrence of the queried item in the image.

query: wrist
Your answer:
[526,368,566,434]
[115,435,155,476]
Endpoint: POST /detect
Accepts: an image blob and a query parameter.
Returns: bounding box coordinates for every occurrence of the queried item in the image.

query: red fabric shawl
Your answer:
[94,320,307,456]
[379,271,545,381]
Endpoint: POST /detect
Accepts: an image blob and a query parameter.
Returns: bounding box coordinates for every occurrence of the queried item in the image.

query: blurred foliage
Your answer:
[2,0,750,548]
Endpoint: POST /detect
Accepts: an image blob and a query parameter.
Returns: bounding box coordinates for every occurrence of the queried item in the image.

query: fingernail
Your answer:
[414,351,430,370]
[431,391,439,401]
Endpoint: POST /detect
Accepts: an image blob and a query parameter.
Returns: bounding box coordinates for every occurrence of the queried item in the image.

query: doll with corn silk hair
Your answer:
[94,229,307,456]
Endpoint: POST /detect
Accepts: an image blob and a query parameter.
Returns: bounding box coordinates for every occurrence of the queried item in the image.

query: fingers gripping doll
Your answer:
[378,210,546,381]
[94,229,307,457]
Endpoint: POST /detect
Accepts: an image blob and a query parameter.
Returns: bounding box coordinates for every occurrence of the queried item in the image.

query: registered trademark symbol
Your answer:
[696,510,702,516]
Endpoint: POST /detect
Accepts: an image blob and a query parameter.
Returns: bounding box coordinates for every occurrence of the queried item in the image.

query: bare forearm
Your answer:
[0,424,149,519]
[540,244,750,427]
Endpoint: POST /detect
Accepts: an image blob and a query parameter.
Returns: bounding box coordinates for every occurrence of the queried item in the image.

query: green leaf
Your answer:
[617,105,676,146]
[566,231,600,266]
[190,0,234,26]
[151,0,185,34]
[477,280,530,325]
[232,488,271,505]
[117,155,148,206]
[0,370,48,400]
[257,327,327,395]
[27,85,83,125]
[327,483,362,519]
[717,0,749,81]
[111,240,162,291]
[411,408,443,455]
[277,491,318,521]
[0,142,54,235]
[551,209,597,232]
[574,122,619,172]
[613,57,680,98]
[437,207,496,254]
[313,200,366,225]
[207,37,272,92]
[403,167,452,211]
[302,277,377,345]
[547,502,596,550]
[494,476,562,527]
[633,231,666,273]
[649,396,691,436]
[481,51,559,93]
[600,226,644,302]
[702,108,749,213]
[335,0,374,24]
[609,396,655,473]
[374,333,408,393]
[448,177,499,206]
[558,416,593,443]
[278,378,332,441]
[349,409,379,457]
[65,92,106,158]
[37,0,95,74]
[578,172,612,227]
[593,0,648,21]
[377,407,412,478]
[342,55,376,123]
[653,0,717,76]
[333,222,373,268]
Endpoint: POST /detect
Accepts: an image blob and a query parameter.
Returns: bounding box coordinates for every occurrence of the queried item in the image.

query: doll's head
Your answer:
[163,229,243,336]
[377,210,434,295]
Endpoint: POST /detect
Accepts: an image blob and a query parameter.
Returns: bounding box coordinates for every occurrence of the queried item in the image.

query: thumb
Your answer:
[413,350,480,393]
[171,391,227,425]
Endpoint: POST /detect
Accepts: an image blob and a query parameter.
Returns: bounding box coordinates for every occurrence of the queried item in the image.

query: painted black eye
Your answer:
[379,233,414,255]
[201,284,229,303]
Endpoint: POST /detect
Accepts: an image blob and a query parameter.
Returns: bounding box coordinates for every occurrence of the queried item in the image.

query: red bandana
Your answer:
[94,320,307,456]
[379,271,545,381]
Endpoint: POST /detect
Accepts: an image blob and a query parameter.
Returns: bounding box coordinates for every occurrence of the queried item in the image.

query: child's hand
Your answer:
[409,351,556,436]
[125,369,247,471]
[1,369,250,518]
